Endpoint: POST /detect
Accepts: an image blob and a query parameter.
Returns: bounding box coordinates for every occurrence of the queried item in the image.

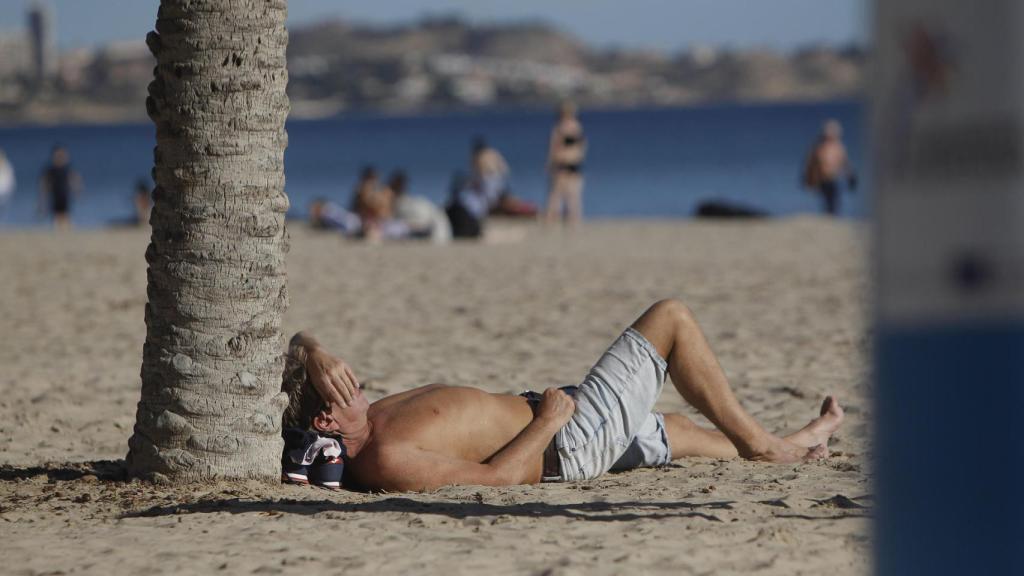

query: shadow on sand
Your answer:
[0,461,867,522]
[1,460,733,522]
[0,459,127,482]
[124,496,736,523]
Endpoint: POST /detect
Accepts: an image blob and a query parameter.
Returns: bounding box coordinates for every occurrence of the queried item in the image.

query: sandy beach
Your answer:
[0,218,871,575]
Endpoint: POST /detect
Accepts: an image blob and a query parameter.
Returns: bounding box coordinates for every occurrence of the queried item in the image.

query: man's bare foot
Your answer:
[745,437,826,463]
[785,396,845,456]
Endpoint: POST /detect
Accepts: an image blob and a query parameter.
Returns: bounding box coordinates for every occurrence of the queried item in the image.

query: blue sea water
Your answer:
[0,101,865,228]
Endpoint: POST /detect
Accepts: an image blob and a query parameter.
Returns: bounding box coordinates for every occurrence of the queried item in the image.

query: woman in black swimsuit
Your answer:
[544,101,586,225]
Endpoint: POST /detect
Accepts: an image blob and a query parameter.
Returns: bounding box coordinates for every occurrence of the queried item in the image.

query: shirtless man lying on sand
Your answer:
[282,299,844,492]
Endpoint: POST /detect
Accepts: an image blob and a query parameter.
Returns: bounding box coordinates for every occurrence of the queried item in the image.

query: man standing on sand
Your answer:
[803,120,857,216]
[282,299,844,491]
[38,145,82,230]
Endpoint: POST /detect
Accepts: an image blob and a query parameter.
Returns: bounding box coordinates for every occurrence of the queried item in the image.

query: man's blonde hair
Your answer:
[281,341,325,430]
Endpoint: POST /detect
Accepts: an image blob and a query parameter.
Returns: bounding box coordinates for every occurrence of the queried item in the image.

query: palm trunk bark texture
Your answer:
[127,0,291,481]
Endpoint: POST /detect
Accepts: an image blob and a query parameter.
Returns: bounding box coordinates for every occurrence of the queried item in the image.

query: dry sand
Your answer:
[0,218,871,575]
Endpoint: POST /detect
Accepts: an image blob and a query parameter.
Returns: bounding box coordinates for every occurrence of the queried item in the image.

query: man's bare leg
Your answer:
[661,413,739,459]
[631,299,832,463]
[662,397,845,459]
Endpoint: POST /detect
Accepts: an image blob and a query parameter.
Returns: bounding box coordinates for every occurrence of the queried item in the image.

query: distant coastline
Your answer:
[0,15,865,128]
[0,97,864,130]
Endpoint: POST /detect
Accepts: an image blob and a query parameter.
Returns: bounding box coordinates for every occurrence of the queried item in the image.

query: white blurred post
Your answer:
[874,1,1024,574]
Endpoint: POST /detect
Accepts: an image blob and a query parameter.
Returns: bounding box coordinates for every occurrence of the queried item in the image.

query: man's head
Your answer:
[281,350,370,437]
[282,349,323,430]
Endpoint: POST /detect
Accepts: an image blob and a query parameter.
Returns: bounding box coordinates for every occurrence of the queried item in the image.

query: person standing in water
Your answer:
[38,145,82,230]
[544,101,587,225]
[802,119,856,216]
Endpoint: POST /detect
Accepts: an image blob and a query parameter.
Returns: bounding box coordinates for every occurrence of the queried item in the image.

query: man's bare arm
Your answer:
[290,331,360,407]
[375,388,575,491]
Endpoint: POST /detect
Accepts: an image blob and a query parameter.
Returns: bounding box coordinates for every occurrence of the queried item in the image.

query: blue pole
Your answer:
[874,2,1024,574]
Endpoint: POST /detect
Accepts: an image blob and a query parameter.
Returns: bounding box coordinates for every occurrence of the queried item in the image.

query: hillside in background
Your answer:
[0,16,865,125]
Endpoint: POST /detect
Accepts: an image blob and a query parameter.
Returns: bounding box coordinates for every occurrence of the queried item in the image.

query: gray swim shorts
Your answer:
[553,327,672,481]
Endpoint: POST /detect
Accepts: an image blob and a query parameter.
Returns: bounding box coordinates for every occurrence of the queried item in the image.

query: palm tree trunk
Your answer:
[128,0,290,481]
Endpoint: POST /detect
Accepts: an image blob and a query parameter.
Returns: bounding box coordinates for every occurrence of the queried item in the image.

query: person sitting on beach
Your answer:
[468,137,539,218]
[387,170,451,243]
[309,196,413,242]
[802,119,856,216]
[445,171,487,239]
[282,299,844,492]
[309,172,446,242]
[471,136,510,208]
[349,165,395,238]
[309,197,362,235]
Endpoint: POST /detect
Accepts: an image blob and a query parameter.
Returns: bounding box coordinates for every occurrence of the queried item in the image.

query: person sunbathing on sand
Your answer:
[282,299,844,492]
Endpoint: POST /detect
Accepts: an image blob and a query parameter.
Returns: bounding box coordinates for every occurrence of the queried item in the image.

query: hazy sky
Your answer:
[0,0,867,52]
